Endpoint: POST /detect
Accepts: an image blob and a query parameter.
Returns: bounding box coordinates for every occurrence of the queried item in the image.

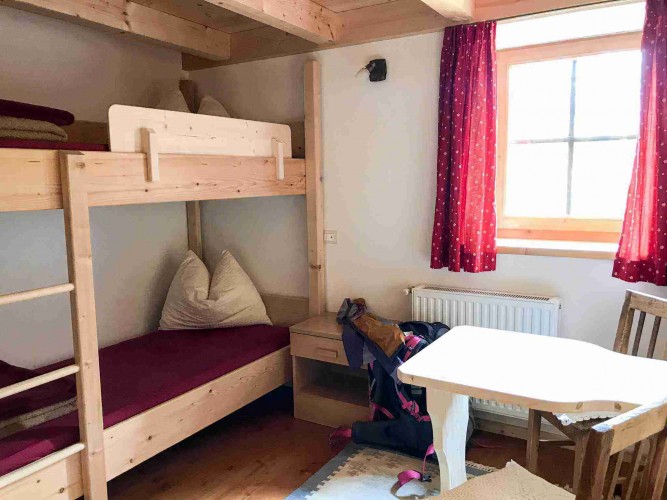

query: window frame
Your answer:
[496,31,643,243]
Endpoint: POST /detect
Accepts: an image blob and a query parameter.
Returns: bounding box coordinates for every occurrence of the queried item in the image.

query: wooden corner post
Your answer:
[186,201,203,259]
[60,152,108,499]
[305,60,325,317]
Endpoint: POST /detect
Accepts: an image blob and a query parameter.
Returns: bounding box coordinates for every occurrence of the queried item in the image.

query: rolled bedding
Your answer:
[0,99,74,126]
[0,116,68,142]
[0,360,77,439]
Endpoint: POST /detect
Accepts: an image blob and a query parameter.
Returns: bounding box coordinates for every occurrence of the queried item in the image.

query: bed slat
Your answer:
[0,365,79,401]
[0,443,84,490]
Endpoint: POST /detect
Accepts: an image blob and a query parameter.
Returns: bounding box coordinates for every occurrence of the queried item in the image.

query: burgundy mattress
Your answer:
[0,139,108,151]
[0,325,289,476]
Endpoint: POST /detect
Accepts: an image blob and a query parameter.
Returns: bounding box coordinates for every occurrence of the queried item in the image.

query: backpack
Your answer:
[335,299,474,459]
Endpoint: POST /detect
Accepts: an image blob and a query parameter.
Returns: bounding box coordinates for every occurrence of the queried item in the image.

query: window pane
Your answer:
[570,140,636,219]
[574,51,642,137]
[496,2,645,50]
[509,59,572,141]
[505,143,569,217]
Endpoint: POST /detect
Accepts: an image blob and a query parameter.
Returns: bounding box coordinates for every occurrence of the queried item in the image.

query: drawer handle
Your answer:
[316,347,338,359]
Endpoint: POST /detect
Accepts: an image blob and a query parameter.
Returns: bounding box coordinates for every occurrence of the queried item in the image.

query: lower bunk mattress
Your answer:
[0,325,290,475]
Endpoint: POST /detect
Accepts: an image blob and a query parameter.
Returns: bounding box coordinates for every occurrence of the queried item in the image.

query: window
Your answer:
[496,3,644,243]
[496,2,646,50]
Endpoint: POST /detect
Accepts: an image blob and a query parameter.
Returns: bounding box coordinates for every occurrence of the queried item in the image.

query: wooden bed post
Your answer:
[305,60,325,317]
[60,152,108,499]
[186,201,203,259]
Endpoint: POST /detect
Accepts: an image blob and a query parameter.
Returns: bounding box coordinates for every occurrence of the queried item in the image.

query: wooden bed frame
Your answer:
[0,61,323,499]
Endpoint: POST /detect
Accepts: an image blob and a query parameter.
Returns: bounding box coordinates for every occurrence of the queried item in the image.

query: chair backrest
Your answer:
[577,397,667,500]
[614,290,667,359]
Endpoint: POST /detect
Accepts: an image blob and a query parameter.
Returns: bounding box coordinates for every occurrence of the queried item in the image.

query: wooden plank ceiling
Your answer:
[4,0,620,68]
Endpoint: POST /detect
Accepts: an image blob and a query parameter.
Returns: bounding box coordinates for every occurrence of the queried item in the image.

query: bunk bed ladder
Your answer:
[0,152,109,498]
[60,151,108,499]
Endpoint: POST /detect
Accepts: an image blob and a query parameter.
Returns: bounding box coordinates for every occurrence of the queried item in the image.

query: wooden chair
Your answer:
[526,290,667,495]
[439,396,667,500]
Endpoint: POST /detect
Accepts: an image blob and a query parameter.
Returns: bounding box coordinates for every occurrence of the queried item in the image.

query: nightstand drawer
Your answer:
[290,332,349,366]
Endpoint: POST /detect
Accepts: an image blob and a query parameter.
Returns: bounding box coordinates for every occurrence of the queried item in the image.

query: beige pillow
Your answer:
[156,88,190,113]
[438,461,573,499]
[198,95,230,118]
[159,250,271,330]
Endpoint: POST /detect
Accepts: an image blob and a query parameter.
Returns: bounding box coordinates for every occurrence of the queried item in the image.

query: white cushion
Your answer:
[198,95,230,117]
[438,462,574,500]
[159,250,271,330]
[156,88,190,113]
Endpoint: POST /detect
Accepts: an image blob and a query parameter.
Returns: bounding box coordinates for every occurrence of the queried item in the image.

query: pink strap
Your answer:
[397,443,436,487]
[396,389,431,422]
[397,469,422,487]
[398,391,422,419]
[329,427,352,447]
[370,402,395,420]
[403,335,422,361]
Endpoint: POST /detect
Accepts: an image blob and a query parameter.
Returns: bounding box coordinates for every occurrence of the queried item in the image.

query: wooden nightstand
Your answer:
[290,313,369,428]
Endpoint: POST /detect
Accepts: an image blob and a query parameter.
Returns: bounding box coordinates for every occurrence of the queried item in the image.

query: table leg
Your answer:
[428,389,469,492]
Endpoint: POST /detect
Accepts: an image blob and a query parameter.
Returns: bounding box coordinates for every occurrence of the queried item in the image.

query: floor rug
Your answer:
[287,444,496,499]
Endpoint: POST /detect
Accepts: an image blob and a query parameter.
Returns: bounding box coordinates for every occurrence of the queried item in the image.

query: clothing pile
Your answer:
[0,99,74,142]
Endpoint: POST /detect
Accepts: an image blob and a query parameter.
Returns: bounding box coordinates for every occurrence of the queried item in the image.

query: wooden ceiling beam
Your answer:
[131,0,265,33]
[197,0,343,44]
[183,0,622,70]
[184,0,450,69]
[418,0,473,21]
[3,0,231,60]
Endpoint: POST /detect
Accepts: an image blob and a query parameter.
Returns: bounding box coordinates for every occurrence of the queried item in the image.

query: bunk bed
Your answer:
[0,61,324,500]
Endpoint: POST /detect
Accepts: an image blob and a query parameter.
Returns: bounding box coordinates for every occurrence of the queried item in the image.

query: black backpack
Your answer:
[351,321,451,457]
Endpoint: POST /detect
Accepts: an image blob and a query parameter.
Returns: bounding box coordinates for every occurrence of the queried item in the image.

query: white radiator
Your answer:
[411,285,561,420]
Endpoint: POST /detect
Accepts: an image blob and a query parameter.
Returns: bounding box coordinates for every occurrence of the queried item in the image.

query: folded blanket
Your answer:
[0,397,77,439]
[0,99,74,126]
[0,360,76,421]
[0,116,68,142]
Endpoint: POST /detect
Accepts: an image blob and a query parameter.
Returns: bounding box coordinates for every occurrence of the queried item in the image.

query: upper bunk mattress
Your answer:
[0,324,289,476]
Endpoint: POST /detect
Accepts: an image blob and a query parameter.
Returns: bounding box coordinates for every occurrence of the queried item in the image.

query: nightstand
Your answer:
[290,312,369,428]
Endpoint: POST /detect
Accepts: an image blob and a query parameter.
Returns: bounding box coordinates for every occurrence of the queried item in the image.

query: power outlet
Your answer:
[324,230,338,244]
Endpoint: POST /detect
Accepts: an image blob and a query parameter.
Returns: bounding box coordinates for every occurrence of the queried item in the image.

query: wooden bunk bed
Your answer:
[0,61,323,500]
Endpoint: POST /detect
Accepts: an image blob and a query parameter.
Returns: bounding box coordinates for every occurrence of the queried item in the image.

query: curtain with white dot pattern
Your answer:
[614,0,667,284]
[431,22,498,273]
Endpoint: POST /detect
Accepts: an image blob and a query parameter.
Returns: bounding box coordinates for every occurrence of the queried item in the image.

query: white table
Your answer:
[397,326,667,491]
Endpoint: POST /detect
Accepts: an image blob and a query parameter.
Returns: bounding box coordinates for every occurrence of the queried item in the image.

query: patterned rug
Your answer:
[287,444,496,499]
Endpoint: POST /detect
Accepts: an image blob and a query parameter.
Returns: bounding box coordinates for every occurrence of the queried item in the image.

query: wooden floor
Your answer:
[108,387,574,499]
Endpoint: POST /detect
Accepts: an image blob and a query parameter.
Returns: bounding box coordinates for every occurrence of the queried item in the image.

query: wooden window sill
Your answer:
[497,239,618,260]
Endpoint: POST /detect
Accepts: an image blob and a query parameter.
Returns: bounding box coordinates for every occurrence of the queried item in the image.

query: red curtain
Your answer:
[431,22,498,273]
[613,0,667,284]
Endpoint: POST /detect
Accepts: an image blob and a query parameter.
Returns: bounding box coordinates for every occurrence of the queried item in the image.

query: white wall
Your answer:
[193,32,667,353]
[201,197,308,298]
[0,7,187,367]
[0,7,182,122]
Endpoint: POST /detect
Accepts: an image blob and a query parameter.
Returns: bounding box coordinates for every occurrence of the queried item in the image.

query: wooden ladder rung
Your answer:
[0,283,74,307]
[0,442,85,489]
[0,364,79,400]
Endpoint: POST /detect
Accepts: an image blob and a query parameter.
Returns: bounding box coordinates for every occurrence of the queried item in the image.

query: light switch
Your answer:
[324,230,337,244]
